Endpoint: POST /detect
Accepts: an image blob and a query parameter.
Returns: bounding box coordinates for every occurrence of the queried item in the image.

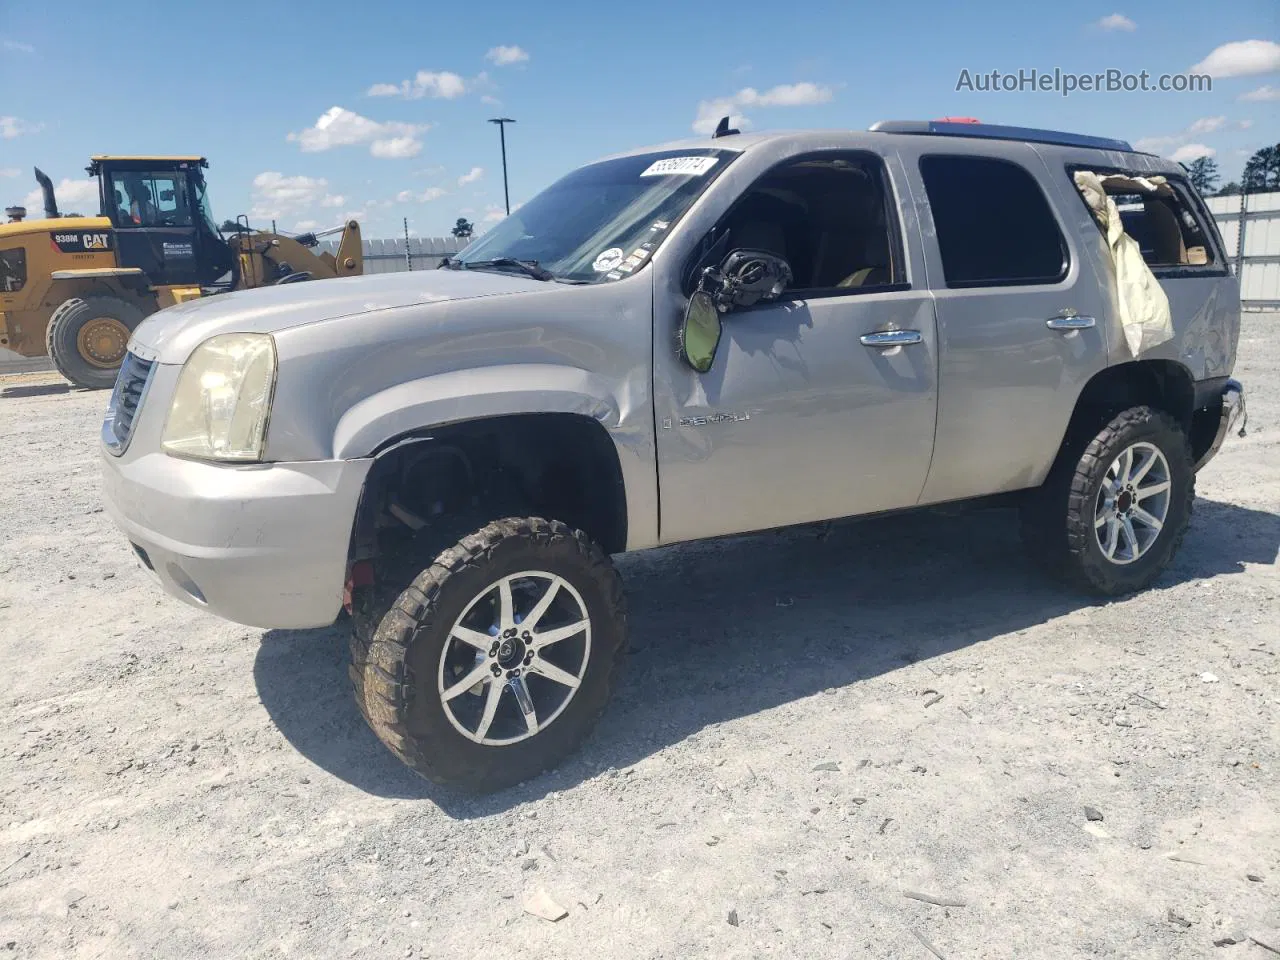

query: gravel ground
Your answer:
[1,314,1276,960]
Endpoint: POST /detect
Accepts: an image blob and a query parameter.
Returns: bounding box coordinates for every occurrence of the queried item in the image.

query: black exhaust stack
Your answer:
[33,167,60,219]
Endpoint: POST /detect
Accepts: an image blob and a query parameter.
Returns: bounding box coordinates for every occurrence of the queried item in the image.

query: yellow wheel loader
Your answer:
[0,156,362,388]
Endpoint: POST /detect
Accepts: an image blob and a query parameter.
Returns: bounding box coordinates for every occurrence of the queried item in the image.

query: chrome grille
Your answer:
[103,352,155,455]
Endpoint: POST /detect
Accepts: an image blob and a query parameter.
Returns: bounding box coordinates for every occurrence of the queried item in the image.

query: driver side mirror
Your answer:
[706,249,792,310]
[679,290,722,373]
[678,249,792,373]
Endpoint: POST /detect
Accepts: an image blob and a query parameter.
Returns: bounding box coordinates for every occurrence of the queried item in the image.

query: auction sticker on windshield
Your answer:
[639,156,719,178]
[593,247,625,272]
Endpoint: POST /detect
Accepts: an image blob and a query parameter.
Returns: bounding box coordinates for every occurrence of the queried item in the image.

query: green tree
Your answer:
[1216,181,1242,196]
[451,217,474,240]
[1185,156,1220,195]
[1241,144,1280,191]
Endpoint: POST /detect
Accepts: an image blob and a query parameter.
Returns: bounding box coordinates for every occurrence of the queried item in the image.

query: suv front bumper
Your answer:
[101,448,372,629]
[1193,378,1246,472]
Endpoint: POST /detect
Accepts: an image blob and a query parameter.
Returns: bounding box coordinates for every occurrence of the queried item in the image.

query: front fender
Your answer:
[330,361,658,550]
[332,363,623,459]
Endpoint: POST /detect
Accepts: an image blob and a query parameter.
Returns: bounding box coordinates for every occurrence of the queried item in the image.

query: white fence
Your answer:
[1204,190,1280,310]
[352,196,1280,308]
[318,236,464,274]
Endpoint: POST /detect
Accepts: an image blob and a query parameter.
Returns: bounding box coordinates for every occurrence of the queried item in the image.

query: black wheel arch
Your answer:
[346,413,630,584]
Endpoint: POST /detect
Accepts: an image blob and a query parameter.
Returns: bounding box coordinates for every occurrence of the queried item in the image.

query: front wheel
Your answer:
[353,517,626,791]
[1021,406,1194,595]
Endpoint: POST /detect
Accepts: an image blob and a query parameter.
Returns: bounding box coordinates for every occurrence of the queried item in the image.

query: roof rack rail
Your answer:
[868,120,1132,153]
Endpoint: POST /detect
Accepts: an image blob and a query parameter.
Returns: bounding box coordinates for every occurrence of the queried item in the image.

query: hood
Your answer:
[130,268,550,363]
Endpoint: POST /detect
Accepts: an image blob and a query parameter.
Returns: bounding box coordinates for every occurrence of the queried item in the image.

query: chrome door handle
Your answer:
[1046,315,1096,330]
[860,329,923,347]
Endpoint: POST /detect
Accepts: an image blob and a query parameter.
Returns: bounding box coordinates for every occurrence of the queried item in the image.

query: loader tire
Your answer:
[46,296,146,390]
[352,517,627,792]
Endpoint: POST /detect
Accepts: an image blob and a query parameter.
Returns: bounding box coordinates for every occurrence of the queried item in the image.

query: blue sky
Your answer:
[2,0,1276,239]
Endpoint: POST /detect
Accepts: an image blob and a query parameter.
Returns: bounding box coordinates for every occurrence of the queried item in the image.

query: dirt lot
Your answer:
[0,315,1276,960]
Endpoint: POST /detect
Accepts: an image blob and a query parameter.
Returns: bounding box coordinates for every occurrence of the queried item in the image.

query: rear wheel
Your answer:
[353,517,626,791]
[46,295,147,390]
[1021,406,1194,595]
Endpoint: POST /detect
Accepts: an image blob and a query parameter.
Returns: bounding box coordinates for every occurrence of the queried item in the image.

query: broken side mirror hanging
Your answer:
[679,289,722,373]
[679,250,793,372]
[707,249,793,311]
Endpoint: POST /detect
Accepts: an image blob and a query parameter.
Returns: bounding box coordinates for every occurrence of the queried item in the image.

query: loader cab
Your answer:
[91,156,235,288]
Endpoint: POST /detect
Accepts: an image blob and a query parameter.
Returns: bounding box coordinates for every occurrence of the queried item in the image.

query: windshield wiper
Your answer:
[457,257,555,282]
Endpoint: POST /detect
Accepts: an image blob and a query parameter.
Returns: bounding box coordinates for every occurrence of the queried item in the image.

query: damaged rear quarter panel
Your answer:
[1037,143,1240,381]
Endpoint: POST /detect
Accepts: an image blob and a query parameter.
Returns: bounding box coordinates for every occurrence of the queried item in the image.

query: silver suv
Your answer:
[101,120,1245,790]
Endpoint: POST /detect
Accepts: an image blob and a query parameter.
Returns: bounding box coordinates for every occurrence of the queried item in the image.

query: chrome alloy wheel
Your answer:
[437,571,592,746]
[1094,441,1172,565]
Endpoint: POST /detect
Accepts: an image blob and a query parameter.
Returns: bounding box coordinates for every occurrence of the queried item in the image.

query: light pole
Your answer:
[488,117,515,215]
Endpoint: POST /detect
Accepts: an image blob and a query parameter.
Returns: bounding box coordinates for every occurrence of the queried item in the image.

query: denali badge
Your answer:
[678,412,751,427]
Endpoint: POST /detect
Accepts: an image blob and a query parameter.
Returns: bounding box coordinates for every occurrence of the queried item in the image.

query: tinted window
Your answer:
[920,155,1067,287]
[0,247,25,293]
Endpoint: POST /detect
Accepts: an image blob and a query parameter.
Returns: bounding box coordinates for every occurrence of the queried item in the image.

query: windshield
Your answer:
[454,148,738,283]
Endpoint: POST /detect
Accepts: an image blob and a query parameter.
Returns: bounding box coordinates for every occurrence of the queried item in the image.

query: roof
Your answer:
[89,155,206,162]
[868,120,1133,152]
[599,120,1144,166]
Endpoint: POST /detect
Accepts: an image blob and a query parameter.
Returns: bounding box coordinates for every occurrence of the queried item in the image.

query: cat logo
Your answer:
[51,231,114,254]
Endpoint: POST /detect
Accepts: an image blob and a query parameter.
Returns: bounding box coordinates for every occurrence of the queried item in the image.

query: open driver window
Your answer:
[712,153,905,295]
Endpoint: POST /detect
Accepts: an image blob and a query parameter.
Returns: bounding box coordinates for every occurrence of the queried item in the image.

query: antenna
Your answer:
[712,116,740,139]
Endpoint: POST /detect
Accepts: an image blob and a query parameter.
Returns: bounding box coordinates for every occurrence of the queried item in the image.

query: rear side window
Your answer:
[0,247,25,293]
[920,155,1068,287]
[1086,175,1217,269]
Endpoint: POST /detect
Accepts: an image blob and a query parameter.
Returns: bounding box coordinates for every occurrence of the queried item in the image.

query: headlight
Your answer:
[162,333,276,461]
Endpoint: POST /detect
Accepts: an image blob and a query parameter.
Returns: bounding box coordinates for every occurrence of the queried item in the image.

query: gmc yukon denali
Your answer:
[101,120,1246,790]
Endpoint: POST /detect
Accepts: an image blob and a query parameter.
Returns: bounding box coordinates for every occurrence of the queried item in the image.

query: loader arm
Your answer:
[230,220,362,288]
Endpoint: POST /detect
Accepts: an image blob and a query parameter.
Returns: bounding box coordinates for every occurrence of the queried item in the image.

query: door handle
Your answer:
[860,329,923,347]
[1046,315,1096,330]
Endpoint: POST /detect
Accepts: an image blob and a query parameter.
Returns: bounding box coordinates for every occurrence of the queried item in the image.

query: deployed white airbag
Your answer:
[1073,170,1174,357]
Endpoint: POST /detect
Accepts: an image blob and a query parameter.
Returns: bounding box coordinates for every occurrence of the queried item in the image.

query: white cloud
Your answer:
[1133,135,1178,153]
[0,168,19,178]
[692,82,833,134]
[396,187,448,203]
[481,204,506,223]
[1095,13,1136,31]
[1191,39,1280,78]
[23,177,98,214]
[1134,116,1251,158]
[293,220,319,231]
[457,166,484,186]
[485,45,529,66]
[288,106,427,157]
[1185,115,1227,136]
[3,40,34,54]
[1240,84,1280,102]
[0,116,42,139]
[248,171,347,221]
[480,94,501,105]
[370,136,422,159]
[367,70,467,99]
[1171,143,1216,163]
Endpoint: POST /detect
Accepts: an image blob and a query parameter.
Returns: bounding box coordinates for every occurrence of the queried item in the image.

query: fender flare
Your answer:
[332,363,624,460]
